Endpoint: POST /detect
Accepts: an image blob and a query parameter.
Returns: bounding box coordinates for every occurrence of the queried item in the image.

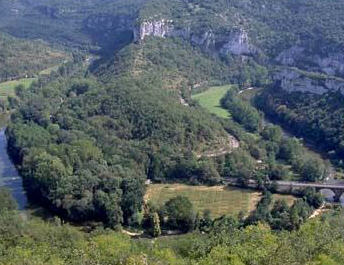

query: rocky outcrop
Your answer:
[134,19,174,42]
[274,68,344,95]
[135,19,257,56]
[276,46,344,78]
[219,29,257,56]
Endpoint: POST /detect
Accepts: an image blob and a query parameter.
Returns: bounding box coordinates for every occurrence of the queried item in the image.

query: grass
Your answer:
[0,78,36,100]
[39,65,60,75]
[145,184,296,217]
[192,85,231,118]
[0,62,65,101]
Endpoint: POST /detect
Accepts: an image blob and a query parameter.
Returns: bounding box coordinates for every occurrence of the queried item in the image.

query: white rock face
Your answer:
[135,19,256,56]
[276,47,344,78]
[134,19,174,41]
[274,68,344,95]
[220,29,256,56]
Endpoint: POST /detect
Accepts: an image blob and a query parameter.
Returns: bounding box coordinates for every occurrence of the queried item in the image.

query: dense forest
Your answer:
[6,38,240,227]
[255,87,344,168]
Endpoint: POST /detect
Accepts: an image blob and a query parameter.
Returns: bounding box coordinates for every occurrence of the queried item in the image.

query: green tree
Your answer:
[163,196,196,232]
[151,212,161,237]
[261,125,282,143]
[301,158,327,182]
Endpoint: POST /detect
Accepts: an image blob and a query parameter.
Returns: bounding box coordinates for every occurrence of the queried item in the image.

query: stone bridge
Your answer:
[275,181,344,202]
[226,179,344,202]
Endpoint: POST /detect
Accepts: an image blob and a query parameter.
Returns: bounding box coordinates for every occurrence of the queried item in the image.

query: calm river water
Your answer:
[0,128,27,209]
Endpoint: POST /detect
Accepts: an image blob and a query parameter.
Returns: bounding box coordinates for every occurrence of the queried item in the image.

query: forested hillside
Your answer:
[0,33,68,81]
[6,37,244,227]
[0,0,145,52]
[256,86,344,168]
[4,0,343,227]
[137,0,344,74]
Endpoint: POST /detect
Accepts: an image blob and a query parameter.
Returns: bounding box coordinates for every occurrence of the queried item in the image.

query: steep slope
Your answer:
[136,0,344,77]
[0,0,145,51]
[2,0,344,74]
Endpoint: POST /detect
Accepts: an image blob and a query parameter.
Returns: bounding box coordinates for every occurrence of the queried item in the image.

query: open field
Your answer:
[39,65,61,75]
[145,184,296,217]
[0,78,36,100]
[0,62,66,100]
[192,85,231,118]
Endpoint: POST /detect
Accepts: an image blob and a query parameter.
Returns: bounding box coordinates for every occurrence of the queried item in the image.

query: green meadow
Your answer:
[145,184,296,217]
[192,85,231,119]
[0,78,36,100]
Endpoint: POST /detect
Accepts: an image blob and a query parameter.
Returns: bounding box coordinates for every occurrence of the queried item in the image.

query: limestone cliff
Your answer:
[134,19,174,42]
[274,68,344,95]
[219,29,257,56]
[135,19,256,56]
[276,46,344,78]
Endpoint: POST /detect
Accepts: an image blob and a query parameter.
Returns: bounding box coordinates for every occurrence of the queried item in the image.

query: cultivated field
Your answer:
[145,184,296,217]
[0,78,36,100]
[0,63,64,100]
[192,85,231,119]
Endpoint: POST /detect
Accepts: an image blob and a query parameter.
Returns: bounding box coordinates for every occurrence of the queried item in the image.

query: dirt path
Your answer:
[309,204,328,219]
[122,229,144,237]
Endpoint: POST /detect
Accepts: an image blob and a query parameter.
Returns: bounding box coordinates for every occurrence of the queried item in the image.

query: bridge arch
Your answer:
[319,188,344,203]
[319,189,335,202]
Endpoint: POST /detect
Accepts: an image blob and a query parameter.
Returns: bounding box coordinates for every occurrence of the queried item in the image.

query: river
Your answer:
[0,128,27,210]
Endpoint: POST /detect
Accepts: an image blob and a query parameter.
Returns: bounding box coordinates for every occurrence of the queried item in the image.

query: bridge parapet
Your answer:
[226,179,344,202]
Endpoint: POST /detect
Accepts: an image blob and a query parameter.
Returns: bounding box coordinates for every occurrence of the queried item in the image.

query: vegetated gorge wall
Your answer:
[133,18,344,96]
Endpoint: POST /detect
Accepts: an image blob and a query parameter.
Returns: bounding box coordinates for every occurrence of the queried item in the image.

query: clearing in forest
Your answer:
[192,85,231,119]
[145,184,296,217]
[0,78,36,100]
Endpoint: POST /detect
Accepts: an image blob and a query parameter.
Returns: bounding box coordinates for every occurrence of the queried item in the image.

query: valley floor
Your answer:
[145,183,296,217]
